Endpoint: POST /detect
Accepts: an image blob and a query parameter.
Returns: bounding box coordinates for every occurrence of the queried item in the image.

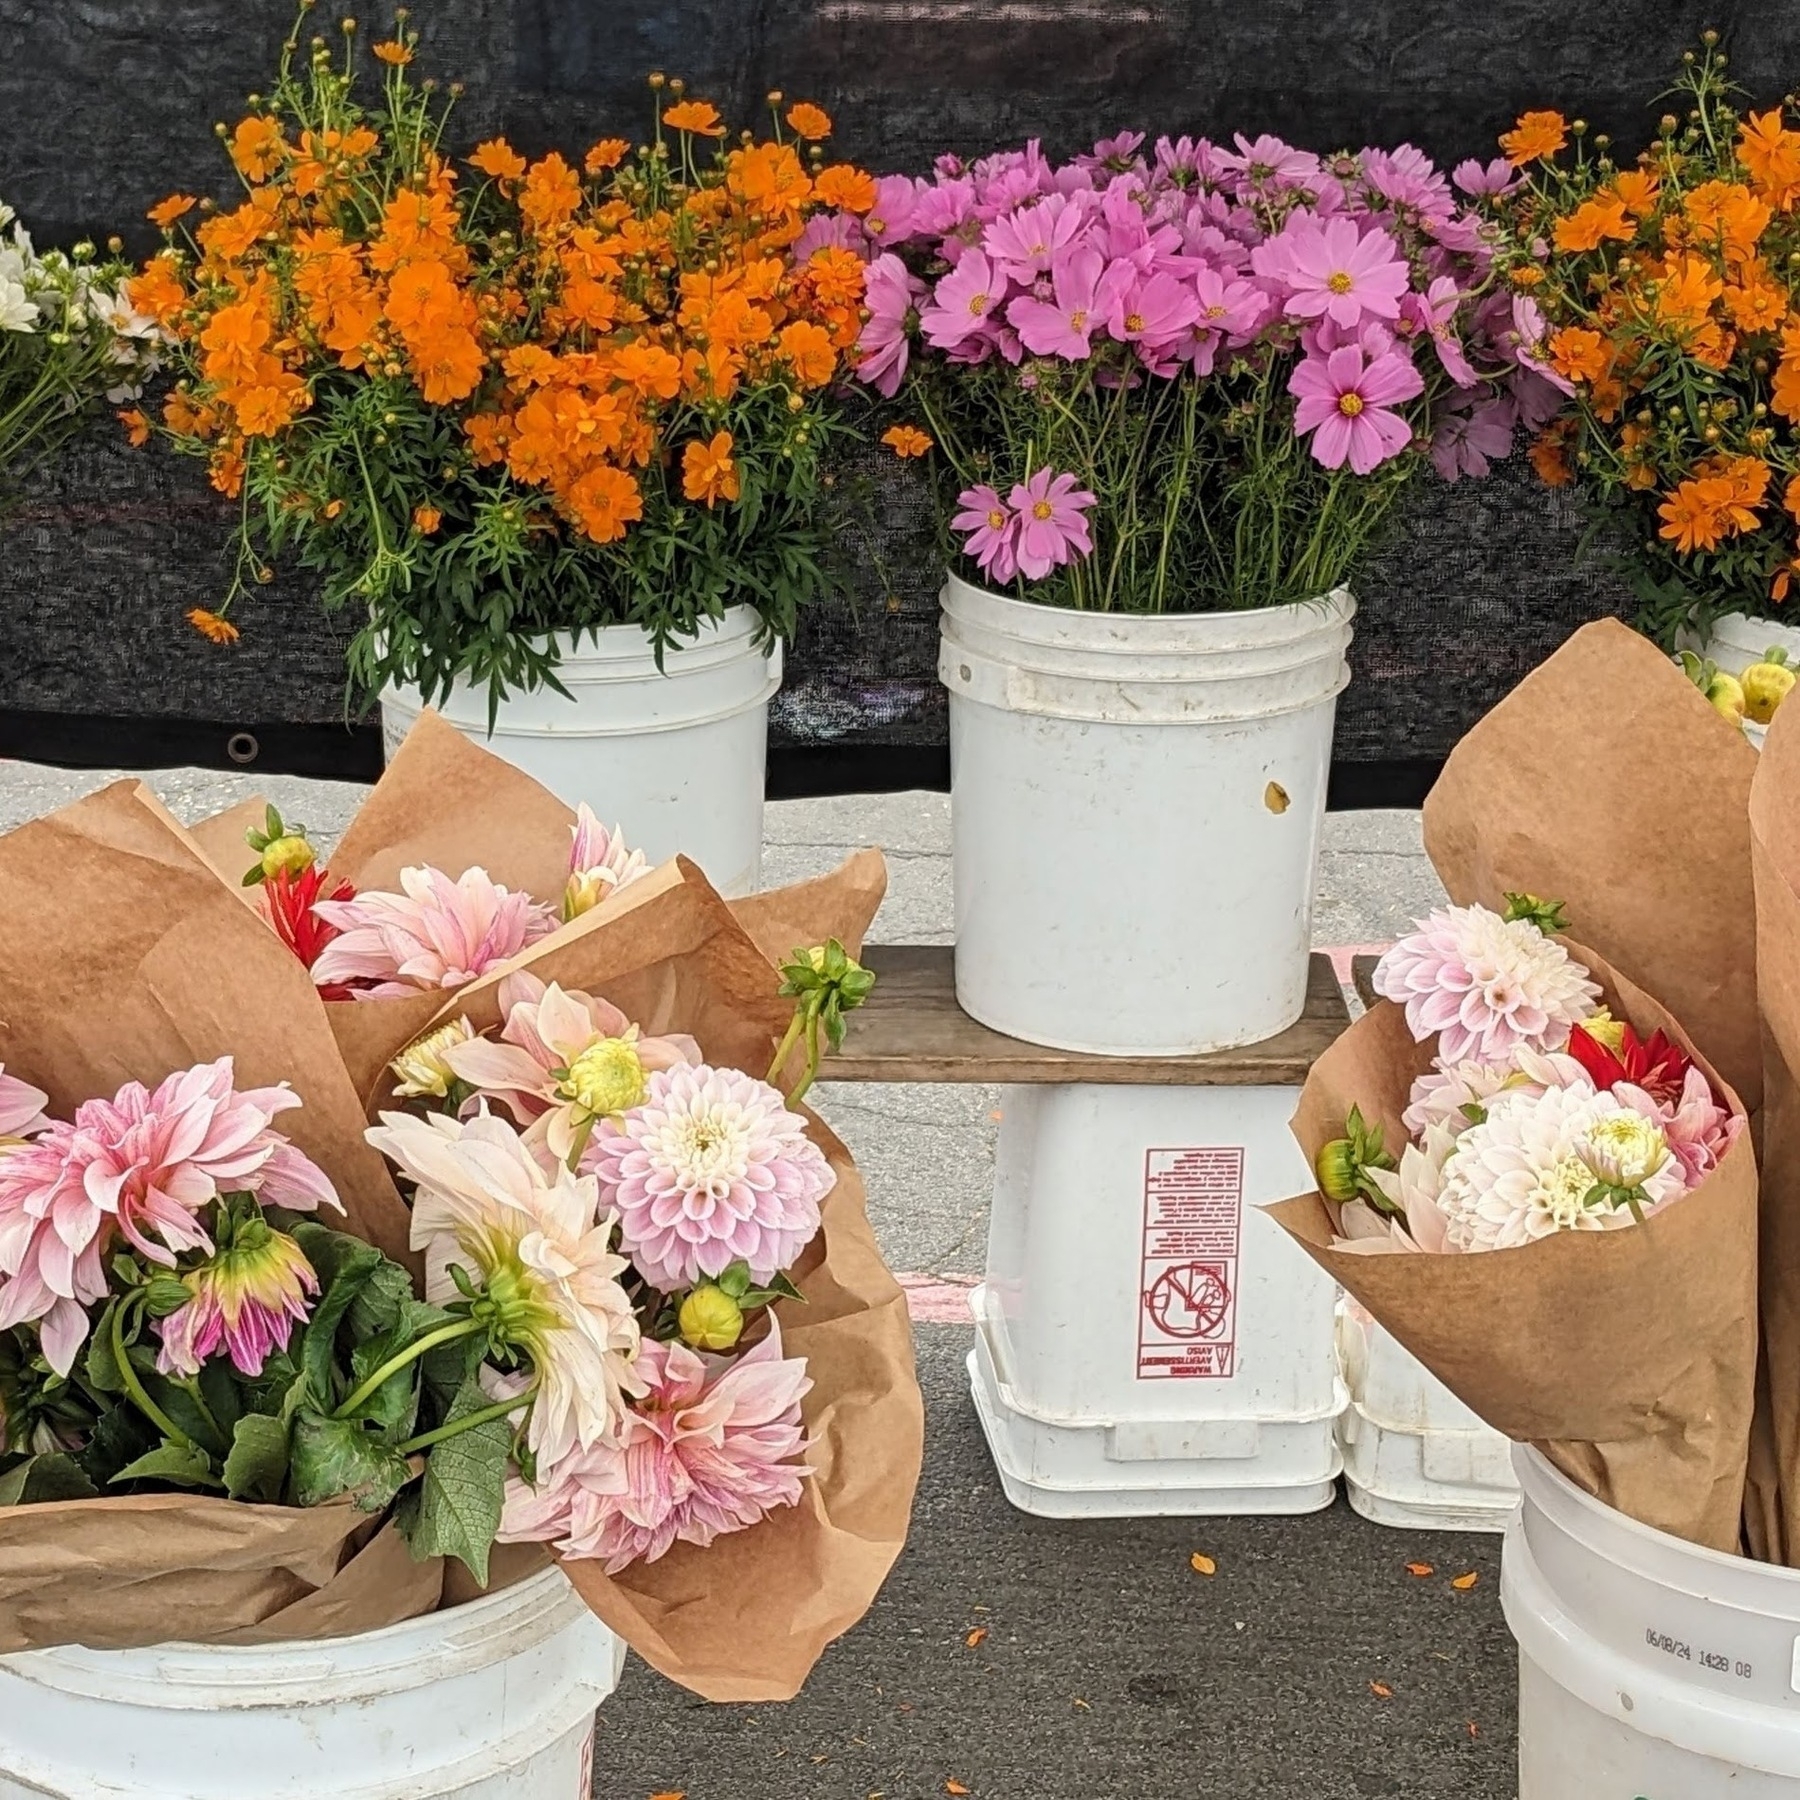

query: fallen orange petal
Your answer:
[946,1783,971,1796]
[650,1792,686,1799]
[1369,1680,1394,1699]
[1467,1721,1481,1740]
[1405,1562,1434,1578]
[1190,1552,1217,1576]
[965,1627,988,1648]
[1451,1572,1480,1591]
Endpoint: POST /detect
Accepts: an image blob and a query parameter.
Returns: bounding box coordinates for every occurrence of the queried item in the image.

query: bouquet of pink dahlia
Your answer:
[1318,898,1740,1255]
[1274,900,1756,1552]
[830,132,1561,610]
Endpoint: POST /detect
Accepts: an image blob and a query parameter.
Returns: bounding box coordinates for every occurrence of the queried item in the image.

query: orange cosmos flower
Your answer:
[1739,109,1800,209]
[128,255,189,325]
[786,103,832,140]
[1608,169,1660,213]
[520,153,583,231]
[663,100,726,137]
[682,431,740,505]
[147,194,198,228]
[778,318,836,387]
[1773,324,1800,422]
[1683,180,1770,262]
[187,608,240,645]
[813,165,877,213]
[1723,268,1787,334]
[1653,254,1723,332]
[1500,110,1567,167]
[881,425,932,458]
[1548,326,1610,385]
[1786,472,1800,525]
[208,449,245,498]
[1527,421,1574,487]
[372,38,413,65]
[566,464,643,541]
[1658,479,1726,554]
[1706,454,1771,528]
[413,504,442,533]
[1553,197,1633,253]
[469,138,528,183]
[117,408,151,447]
[229,116,285,182]
[608,341,683,399]
[584,138,629,175]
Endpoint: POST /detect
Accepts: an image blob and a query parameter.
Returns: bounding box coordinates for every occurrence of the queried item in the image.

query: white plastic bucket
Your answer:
[0,1566,625,1799]
[1335,1301,1517,1533]
[940,575,1353,1055]
[970,1081,1344,1517]
[1504,1445,1800,1796]
[382,610,781,898]
[1698,609,1800,680]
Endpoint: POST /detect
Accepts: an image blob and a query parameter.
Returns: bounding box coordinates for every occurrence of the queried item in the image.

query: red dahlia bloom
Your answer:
[261,865,357,1000]
[1565,1020,1694,1109]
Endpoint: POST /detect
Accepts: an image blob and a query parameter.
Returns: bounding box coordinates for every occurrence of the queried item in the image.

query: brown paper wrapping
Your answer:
[1273,941,1757,1553]
[374,858,925,1702]
[0,782,440,1650]
[1423,617,1761,1110]
[1748,703,1800,1562]
[196,710,888,1101]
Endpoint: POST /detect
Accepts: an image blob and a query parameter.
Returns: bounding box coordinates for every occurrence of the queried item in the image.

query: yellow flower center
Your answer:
[986,507,1006,530]
[1539,1156,1599,1229]
[866,216,885,234]
[559,1036,648,1119]
[1326,270,1354,294]
[968,292,989,315]
[1032,499,1055,520]
[1337,392,1365,416]
[1125,311,1145,332]
[1205,303,1227,318]
[1068,308,1088,331]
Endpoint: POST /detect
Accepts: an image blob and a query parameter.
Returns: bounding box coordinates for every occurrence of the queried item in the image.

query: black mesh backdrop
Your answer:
[1,0,1778,791]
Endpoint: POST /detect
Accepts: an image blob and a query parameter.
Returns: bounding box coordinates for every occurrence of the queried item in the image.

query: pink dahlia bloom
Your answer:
[1373,903,1602,1066]
[0,1068,48,1140]
[563,804,649,922]
[443,970,701,1167]
[0,1058,339,1373]
[1290,344,1423,473]
[588,1064,835,1291]
[1261,214,1410,328]
[952,483,1020,584]
[311,864,558,999]
[1008,468,1097,579]
[498,1316,813,1573]
[156,1215,317,1378]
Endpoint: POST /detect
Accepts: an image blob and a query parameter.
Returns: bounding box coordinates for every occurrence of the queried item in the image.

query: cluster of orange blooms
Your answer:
[1498,54,1800,608]
[127,47,872,553]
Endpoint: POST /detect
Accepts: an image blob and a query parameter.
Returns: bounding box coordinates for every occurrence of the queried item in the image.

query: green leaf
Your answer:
[0,1452,100,1506]
[404,1374,511,1584]
[294,1227,384,1408]
[289,1410,410,1513]
[83,1300,128,1395]
[343,1330,422,1443]
[346,1256,416,1344]
[109,1440,222,1491]
[222,1412,291,1504]
[76,1403,158,1487]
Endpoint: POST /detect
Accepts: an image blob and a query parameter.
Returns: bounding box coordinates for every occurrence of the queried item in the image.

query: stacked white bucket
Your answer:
[1335,1299,1517,1531]
[942,575,1353,1516]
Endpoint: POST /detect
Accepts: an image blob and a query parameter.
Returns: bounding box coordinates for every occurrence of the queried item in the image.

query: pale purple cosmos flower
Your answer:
[1263,214,1411,328]
[1430,392,1517,481]
[953,484,1020,583]
[1290,344,1424,473]
[1009,468,1097,579]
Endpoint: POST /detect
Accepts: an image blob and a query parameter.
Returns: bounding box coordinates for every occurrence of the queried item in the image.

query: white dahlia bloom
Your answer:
[1402,1045,1591,1137]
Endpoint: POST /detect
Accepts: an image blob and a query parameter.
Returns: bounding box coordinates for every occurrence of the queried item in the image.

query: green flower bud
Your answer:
[678,1283,744,1351]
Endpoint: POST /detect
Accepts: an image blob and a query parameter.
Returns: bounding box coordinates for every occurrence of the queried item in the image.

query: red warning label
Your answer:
[1136,1146,1244,1380]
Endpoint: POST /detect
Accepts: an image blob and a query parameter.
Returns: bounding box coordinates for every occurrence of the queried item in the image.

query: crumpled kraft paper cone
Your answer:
[1747,702,1800,1563]
[379,858,924,1701]
[1423,617,1760,1110]
[1271,940,1757,1554]
[0,782,442,1650]
[191,710,888,1102]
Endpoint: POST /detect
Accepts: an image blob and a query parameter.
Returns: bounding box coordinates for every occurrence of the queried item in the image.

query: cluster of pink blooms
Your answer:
[813,132,1568,581]
[376,972,834,1571]
[0,1058,338,1374]
[1334,904,1742,1255]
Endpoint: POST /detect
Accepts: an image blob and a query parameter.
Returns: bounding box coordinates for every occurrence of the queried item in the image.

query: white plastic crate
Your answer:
[968,1082,1345,1517]
[1335,1301,1517,1533]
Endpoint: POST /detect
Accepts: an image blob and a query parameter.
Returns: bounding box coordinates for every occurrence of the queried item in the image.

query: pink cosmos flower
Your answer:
[156,1213,317,1379]
[1400,275,1478,386]
[1219,134,1321,188]
[0,1069,48,1140]
[852,253,922,397]
[1360,145,1454,221]
[1290,344,1423,473]
[0,1058,339,1374]
[1105,269,1201,348]
[1008,469,1097,579]
[952,483,1020,584]
[1264,215,1411,328]
[792,214,867,263]
[982,196,1086,280]
[497,1316,812,1573]
[442,969,701,1168]
[1431,392,1517,481]
[1453,157,1523,199]
[588,1063,835,1291]
[1007,245,1130,359]
[921,250,1003,352]
[861,174,921,247]
[311,865,558,999]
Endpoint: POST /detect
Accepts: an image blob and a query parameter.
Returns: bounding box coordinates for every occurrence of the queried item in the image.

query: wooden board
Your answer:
[822,946,1349,1086]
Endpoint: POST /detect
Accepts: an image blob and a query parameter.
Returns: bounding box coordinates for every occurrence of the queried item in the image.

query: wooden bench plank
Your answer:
[823,946,1349,1085]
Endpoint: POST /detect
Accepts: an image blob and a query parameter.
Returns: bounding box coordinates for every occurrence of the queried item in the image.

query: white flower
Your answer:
[1360,1119,1460,1252]
[389,1017,480,1099]
[1402,1045,1591,1137]
[365,1107,645,1467]
[1433,1084,1687,1252]
[0,279,38,334]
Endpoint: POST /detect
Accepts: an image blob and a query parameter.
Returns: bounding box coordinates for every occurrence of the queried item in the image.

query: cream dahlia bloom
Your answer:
[564,805,650,921]
[1374,903,1601,1065]
[1340,1120,1459,1254]
[1401,1045,1589,1138]
[365,1107,644,1466]
[1432,1084,1686,1252]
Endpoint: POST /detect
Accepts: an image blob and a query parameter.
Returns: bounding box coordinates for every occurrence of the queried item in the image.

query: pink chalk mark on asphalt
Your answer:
[896,942,1395,1322]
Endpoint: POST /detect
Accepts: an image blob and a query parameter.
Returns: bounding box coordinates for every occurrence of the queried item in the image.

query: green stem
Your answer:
[113,1303,192,1451]
[765,1008,808,1088]
[332,1317,485,1420]
[182,1378,223,1441]
[396,1386,536,1456]
[786,1011,825,1111]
